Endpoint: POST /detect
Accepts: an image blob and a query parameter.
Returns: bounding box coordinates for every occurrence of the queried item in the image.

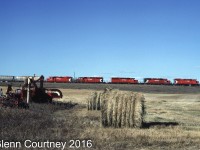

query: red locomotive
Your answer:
[111,77,138,84]
[76,77,103,83]
[19,75,199,86]
[46,76,72,83]
[144,78,171,85]
[174,79,199,86]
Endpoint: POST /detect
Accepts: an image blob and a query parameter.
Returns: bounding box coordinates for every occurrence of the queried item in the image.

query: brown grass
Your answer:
[2,87,200,150]
[0,103,63,142]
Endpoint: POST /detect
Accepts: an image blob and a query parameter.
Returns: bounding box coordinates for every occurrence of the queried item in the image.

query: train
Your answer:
[0,75,199,86]
[46,76,200,86]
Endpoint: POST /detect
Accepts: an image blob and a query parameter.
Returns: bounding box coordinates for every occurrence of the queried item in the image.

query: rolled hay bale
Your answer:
[107,90,118,126]
[129,94,135,128]
[101,89,145,128]
[133,93,145,128]
[88,91,102,110]
[125,95,132,127]
[120,94,127,127]
[101,92,108,126]
[116,93,123,128]
[88,88,113,111]
[101,88,117,126]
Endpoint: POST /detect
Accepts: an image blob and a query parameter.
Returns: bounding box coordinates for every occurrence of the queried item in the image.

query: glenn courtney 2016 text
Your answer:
[0,140,67,150]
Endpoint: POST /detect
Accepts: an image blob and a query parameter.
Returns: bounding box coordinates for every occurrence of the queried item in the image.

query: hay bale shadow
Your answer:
[51,101,78,110]
[143,122,179,128]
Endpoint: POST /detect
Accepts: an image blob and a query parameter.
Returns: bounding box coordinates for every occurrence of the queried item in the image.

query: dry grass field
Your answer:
[60,89,200,149]
[1,86,200,149]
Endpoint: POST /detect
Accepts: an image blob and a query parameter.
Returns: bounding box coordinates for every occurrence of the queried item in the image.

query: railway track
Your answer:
[1,82,200,94]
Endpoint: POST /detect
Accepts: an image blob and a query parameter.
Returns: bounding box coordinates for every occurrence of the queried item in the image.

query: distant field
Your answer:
[1,82,200,94]
[1,85,200,149]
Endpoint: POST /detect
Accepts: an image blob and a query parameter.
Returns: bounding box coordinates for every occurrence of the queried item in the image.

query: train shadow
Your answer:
[142,121,179,129]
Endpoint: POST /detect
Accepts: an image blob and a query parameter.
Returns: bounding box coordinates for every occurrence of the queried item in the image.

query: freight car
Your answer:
[0,76,15,82]
[144,78,171,85]
[0,75,40,82]
[15,76,40,82]
[174,78,199,86]
[15,76,29,82]
[111,77,138,84]
[76,77,104,83]
[46,76,72,83]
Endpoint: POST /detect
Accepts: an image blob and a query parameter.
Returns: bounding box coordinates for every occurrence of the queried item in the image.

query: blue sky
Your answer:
[1,0,200,82]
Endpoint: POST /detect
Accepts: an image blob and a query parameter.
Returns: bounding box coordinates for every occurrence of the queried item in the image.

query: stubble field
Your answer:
[1,84,200,149]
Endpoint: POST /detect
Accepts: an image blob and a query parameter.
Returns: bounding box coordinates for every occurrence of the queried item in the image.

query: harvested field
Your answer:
[1,85,200,149]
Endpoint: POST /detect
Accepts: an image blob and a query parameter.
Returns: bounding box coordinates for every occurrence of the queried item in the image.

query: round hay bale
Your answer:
[106,90,118,126]
[125,94,132,127]
[88,91,102,110]
[133,93,145,128]
[101,89,145,128]
[101,92,107,126]
[111,91,119,127]
[116,93,123,128]
[129,94,135,128]
[101,88,113,126]
[121,94,127,127]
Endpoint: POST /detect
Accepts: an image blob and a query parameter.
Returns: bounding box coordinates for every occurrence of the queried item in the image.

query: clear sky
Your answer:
[1,0,200,82]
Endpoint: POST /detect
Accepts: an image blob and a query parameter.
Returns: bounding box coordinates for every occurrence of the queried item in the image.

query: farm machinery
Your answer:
[0,75,63,109]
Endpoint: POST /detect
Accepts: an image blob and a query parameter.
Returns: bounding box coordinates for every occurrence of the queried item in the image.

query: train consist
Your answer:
[46,76,200,86]
[0,75,199,86]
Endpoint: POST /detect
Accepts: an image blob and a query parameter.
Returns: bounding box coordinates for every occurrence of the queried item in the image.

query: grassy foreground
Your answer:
[1,92,200,150]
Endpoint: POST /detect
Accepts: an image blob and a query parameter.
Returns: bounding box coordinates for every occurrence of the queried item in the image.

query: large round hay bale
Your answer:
[100,89,145,128]
[88,91,102,110]
[100,88,116,126]
[133,93,145,128]
[116,93,123,128]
